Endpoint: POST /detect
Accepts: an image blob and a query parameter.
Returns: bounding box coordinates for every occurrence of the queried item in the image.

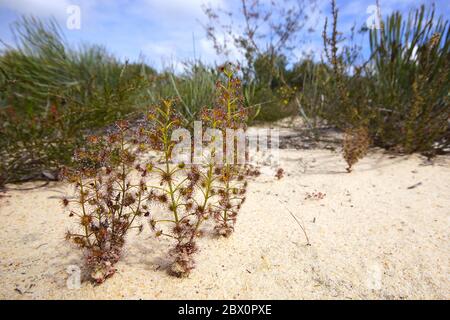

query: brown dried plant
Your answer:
[304,191,326,200]
[275,168,284,179]
[62,121,146,284]
[342,126,370,172]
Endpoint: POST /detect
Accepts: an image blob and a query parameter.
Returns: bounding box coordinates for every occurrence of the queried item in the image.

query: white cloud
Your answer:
[129,0,225,24]
[198,37,217,60]
[143,41,177,57]
[0,0,72,17]
[135,0,228,68]
[341,0,425,18]
[141,35,222,71]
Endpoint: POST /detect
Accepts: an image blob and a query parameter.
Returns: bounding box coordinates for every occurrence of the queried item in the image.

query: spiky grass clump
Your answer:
[0,17,151,186]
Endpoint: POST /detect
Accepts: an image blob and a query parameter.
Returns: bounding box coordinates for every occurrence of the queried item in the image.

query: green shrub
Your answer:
[0,17,151,185]
[367,5,450,153]
[318,2,449,154]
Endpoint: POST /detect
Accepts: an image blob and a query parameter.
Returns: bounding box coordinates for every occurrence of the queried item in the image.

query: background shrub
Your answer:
[317,2,450,154]
[1,2,449,187]
[0,17,151,185]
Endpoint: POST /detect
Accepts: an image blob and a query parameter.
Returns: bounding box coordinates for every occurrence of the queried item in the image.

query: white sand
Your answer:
[1,131,449,299]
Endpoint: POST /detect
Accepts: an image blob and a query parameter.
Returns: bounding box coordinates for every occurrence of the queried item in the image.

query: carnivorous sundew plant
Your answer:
[139,98,204,277]
[200,64,259,237]
[62,121,146,284]
[63,64,272,282]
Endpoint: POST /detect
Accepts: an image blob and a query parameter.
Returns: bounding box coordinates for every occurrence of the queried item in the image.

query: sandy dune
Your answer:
[1,132,449,299]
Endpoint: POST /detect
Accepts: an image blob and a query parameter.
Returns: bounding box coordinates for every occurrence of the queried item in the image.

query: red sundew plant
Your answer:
[200,64,257,237]
[62,64,275,280]
[139,99,205,277]
[62,121,146,284]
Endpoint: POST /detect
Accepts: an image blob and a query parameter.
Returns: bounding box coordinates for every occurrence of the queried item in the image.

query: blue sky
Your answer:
[0,0,449,70]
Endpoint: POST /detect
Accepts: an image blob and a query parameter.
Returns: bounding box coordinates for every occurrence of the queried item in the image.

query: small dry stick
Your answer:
[279,200,311,246]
